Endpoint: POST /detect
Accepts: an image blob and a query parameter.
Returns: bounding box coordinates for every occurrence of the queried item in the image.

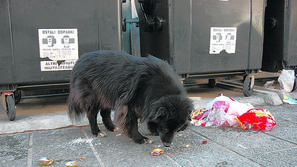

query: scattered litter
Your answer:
[264,80,275,89]
[185,144,191,148]
[202,140,208,144]
[151,149,164,156]
[191,109,208,121]
[191,95,277,131]
[283,95,297,104]
[178,134,183,137]
[116,133,122,136]
[191,95,253,127]
[80,157,85,161]
[39,157,54,166]
[65,161,78,167]
[237,144,248,149]
[235,108,276,131]
[278,69,295,92]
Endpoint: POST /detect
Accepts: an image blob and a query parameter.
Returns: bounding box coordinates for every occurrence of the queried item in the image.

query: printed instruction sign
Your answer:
[38,29,79,71]
[209,27,237,54]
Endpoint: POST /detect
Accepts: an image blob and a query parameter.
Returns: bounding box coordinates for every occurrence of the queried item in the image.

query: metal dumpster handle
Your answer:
[135,0,165,32]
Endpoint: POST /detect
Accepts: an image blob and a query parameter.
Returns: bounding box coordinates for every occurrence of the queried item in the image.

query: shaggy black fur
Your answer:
[68,50,193,147]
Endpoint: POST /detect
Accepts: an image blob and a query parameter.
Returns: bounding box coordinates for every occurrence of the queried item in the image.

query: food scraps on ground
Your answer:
[65,161,78,167]
[185,144,191,148]
[151,149,164,156]
[39,157,55,166]
[202,140,208,144]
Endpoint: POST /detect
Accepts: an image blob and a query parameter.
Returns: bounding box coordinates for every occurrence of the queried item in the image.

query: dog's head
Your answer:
[147,95,193,147]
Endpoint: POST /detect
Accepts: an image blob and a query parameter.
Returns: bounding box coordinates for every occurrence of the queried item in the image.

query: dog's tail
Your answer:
[67,86,86,122]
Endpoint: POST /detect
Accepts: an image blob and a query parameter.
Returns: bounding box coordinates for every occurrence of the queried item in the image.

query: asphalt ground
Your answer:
[1,77,297,167]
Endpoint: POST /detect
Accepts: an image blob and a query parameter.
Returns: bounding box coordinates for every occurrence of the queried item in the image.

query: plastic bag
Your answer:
[278,70,295,92]
[235,108,276,131]
[191,109,209,127]
[206,95,234,110]
[206,100,230,127]
[207,95,253,126]
[191,95,253,127]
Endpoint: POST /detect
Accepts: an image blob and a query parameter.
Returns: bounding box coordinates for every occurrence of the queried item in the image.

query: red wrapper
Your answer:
[235,108,276,131]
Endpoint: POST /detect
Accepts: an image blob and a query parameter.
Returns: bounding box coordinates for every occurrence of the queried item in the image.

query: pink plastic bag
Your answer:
[191,95,253,127]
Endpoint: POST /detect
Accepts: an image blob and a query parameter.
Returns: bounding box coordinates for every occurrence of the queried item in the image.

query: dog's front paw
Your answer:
[144,138,153,144]
[97,131,107,138]
[113,127,120,132]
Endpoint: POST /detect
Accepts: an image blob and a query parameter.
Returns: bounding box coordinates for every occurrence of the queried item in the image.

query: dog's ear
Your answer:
[150,106,168,121]
[146,54,163,61]
[146,54,171,65]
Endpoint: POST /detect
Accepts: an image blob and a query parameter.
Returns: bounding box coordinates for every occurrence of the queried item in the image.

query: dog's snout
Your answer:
[162,141,172,147]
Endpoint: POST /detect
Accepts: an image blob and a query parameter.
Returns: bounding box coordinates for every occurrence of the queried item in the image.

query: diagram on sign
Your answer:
[209,27,237,54]
[38,29,79,71]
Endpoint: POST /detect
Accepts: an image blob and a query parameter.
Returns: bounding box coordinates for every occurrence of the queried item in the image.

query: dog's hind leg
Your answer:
[87,108,106,138]
[100,109,119,132]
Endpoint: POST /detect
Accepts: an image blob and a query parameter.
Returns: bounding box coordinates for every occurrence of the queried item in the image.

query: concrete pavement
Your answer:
[0,86,297,167]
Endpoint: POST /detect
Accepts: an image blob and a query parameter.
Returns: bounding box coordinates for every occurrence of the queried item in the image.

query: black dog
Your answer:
[68,50,193,147]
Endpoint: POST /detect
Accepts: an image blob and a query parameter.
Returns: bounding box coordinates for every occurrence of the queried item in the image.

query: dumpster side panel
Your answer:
[138,0,265,75]
[0,0,14,85]
[98,0,122,51]
[249,0,265,69]
[186,0,251,74]
[9,0,121,84]
[169,0,192,74]
[285,0,297,66]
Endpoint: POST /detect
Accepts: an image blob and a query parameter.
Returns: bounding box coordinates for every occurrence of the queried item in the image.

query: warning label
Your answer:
[40,60,77,71]
[209,27,237,54]
[38,29,78,71]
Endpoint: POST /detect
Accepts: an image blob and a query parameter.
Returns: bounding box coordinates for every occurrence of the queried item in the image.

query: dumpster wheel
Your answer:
[293,68,297,92]
[293,77,297,92]
[6,95,16,121]
[208,79,216,88]
[243,75,254,97]
[14,89,21,104]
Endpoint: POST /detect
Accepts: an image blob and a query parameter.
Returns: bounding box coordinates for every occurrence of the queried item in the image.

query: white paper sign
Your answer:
[38,29,78,71]
[209,27,237,54]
